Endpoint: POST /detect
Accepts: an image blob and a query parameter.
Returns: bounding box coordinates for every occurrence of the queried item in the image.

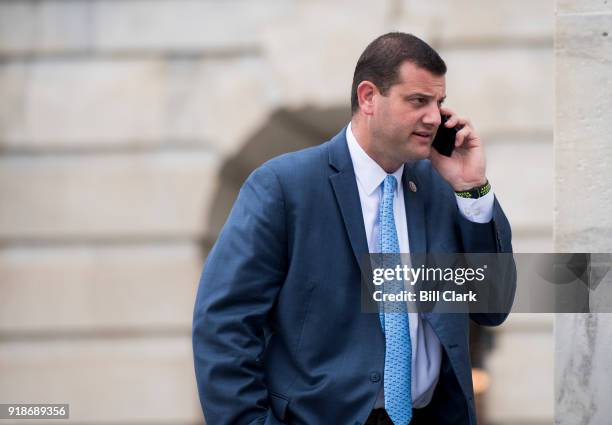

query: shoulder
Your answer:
[246,138,333,191]
[264,143,328,176]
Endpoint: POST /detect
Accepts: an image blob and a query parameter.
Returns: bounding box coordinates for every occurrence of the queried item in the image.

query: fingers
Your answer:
[439,107,457,125]
[439,106,454,118]
[439,106,477,147]
[439,107,456,127]
[455,125,472,147]
[439,107,470,128]
[447,115,472,130]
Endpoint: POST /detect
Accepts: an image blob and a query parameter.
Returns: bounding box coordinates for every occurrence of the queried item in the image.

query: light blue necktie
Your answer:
[379,175,413,425]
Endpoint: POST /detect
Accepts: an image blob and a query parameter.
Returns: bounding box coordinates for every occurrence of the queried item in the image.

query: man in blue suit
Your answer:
[193,32,515,425]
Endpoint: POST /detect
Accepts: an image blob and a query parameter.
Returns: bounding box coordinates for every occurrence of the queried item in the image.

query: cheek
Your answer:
[393,113,416,130]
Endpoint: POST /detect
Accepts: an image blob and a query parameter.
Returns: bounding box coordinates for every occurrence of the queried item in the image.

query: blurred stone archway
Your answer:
[203,106,350,252]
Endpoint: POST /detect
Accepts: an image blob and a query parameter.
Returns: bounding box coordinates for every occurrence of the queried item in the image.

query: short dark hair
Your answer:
[350,32,447,114]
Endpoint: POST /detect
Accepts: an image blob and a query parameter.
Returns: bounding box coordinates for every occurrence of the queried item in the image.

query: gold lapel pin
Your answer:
[408,181,417,193]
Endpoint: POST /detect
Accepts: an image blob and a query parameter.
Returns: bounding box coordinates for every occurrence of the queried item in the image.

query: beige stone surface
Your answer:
[164,57,279,156]
[511,235,554,253]
[557,0,612,14]
[555,314,612,425]
[555,13,612,252]
[0,3,35,54]
[0,60,165,148]
[0,57,276,154]
[0,63,26,140]
[0,0,555,56]
[0,337,202,423]
[497,313,554,332]
[0,244,202,332]
[397,0,554,44]
[93,0,290,52]
[0,0,291,55]
[33,1,92,53]
[487,323,554,422]
[486,140,553,231]
[555,8,612,425]
[442,48,553,138]
[0,2,93,55]
[0,152,218,240]
[260,0,391,108]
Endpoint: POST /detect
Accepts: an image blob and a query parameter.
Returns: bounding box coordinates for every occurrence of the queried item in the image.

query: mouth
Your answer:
[412,131,433,141]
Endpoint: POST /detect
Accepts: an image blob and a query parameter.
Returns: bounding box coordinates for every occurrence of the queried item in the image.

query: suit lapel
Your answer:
[403,167,458,346]
[327,129,371,285]
[402,165,427,254]
[403,164,436,320]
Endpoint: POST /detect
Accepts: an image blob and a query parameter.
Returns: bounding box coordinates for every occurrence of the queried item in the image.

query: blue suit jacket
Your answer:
[193,128,516,425]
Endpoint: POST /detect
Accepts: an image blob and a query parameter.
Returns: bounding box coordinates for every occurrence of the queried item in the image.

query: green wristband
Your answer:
[455,180,491,199]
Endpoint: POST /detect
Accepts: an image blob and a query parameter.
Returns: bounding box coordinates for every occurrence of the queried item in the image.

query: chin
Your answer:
[407,146,431,161]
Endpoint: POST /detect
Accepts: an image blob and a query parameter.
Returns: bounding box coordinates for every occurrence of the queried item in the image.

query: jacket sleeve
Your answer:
[193,164,287,425]
[456,196,517,326]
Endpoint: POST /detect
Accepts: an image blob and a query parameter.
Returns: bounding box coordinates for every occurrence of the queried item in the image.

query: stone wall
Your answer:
[555,1,612,424]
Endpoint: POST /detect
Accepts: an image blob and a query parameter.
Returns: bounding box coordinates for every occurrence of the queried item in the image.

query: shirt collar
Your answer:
[346,122,404,196]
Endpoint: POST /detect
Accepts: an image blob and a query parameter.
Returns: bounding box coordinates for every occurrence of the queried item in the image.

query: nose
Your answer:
[422,104,442,127]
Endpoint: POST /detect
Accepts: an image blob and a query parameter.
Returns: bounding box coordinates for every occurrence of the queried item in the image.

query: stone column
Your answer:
[555,1,612,424]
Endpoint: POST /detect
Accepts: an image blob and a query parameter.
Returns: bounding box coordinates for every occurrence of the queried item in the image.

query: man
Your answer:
[193,32,515,425]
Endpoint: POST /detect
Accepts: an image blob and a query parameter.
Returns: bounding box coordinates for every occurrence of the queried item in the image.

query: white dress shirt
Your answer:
[345,122,494,408]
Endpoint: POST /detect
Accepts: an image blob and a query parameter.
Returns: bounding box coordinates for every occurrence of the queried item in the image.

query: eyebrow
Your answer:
[407,93,446,102]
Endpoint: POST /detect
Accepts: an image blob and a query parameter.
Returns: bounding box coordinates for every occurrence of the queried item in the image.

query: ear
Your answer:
[356,81,378,116]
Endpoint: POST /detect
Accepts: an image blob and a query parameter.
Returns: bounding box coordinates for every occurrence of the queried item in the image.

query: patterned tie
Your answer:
[379,175,413,425]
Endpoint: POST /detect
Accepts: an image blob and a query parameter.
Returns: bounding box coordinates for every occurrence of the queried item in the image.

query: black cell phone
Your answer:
[432,115,457,157]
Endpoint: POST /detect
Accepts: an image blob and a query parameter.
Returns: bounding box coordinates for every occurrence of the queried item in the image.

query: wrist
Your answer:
[452,177,487,192]
[455,179,491,199]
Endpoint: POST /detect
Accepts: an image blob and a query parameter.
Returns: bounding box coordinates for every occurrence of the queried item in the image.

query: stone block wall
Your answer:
[555,1,612,424]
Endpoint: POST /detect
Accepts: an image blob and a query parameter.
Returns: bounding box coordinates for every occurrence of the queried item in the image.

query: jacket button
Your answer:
[370,372,381,382]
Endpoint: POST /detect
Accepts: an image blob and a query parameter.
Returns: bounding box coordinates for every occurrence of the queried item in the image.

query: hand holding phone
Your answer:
[430,107,487,192]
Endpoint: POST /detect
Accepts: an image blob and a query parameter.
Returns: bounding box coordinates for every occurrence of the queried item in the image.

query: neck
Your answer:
[350,116,403,174]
